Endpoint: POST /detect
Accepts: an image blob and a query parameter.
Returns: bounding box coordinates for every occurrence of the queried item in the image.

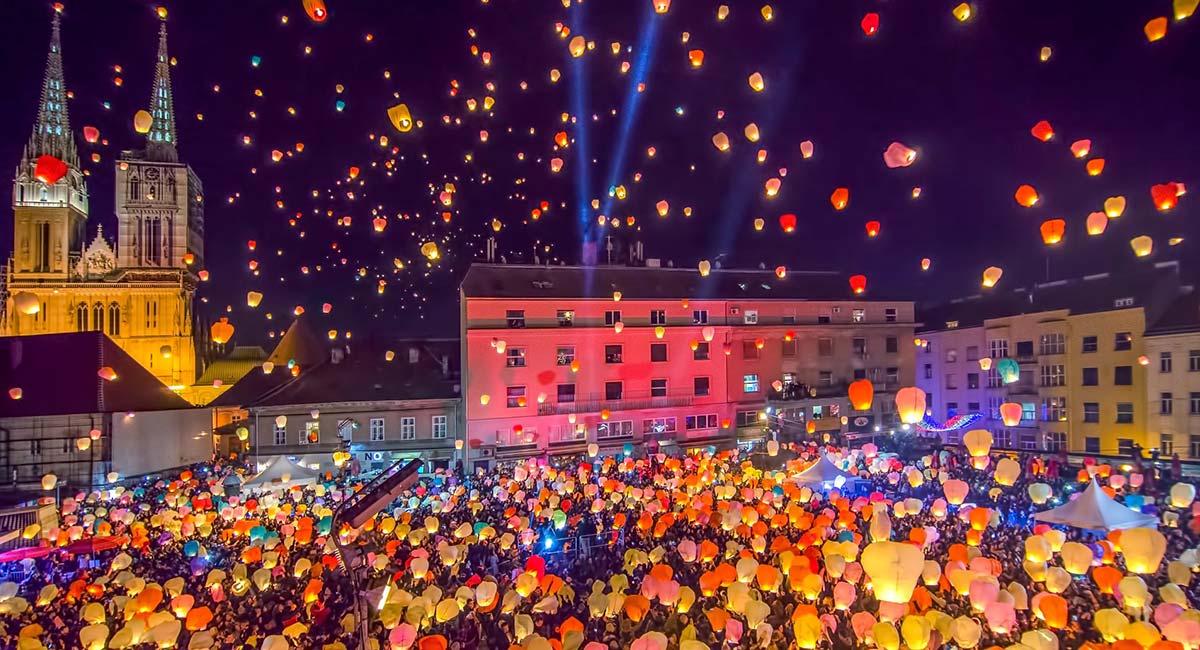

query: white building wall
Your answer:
[110,407,211,478]
[916,325,992,444]
[1145,331,1200,458]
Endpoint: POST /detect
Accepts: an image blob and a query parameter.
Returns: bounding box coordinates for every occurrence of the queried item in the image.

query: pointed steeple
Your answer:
[145,15,178,162]
[23,5,79,169]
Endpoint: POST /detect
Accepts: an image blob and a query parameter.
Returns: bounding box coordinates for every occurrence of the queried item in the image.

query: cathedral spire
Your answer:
[145,14,178,162]
[24,4,79,169]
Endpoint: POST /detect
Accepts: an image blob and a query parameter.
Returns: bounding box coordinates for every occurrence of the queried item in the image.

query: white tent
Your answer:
[243,456,321,493]
[792,454,858,489]
[1032,481,1158,531]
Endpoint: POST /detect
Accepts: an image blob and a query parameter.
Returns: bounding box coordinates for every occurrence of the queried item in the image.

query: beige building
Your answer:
[1144,290,1200,458]
[2,10,208,402]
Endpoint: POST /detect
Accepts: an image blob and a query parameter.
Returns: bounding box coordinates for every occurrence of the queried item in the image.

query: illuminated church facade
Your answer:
[1,8,207,402]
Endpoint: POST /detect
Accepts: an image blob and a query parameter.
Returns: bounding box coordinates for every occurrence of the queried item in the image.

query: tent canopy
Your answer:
[792,454,857,488]
[243,456,321,492]
[1032,481,1158,531]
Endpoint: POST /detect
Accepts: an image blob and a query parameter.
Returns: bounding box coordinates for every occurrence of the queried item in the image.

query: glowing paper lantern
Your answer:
[303,0,327,22]
[865,220,881,237]
[952,3,973,22]
[34,155,68,185]
[210,318,235,344]
[1030,120,1055,142]
[994,457,1021,485]
[747,72,765,92]
[1086,159,1106,176]
[133,110,153,134]
[800,140,814,158]
[999,403,1022,426]
[894,387,926,424]
[830,187,850,210]
[943,479,969,505]
[1070,139,1091,158]
[1015,185,1040,207]
[388,104,414,132]
[861,541,924,604]
[41,473,57,490]
[1169,482,1196,508]
[1060,542,1093,575]
[1130,235,1153,258]
[861,13,880,35]
[1152,183,1180,211]
[711,132,731,152]
[1086,212,1108,236]
[97,367,117,381]
[246,292,263,308]
[779,213,797,232]
[1040,219,1065,245]
[13,292,40,315]
[1105,196,1127,217]
[1178,0,1199,19]
[1145,17,1168,41]
[849,274,867,295]
[982,266,1003,287]
[1121,528,1167,574]
[883,142,917,168]
[698,260,711,276]
[848,379,874,411]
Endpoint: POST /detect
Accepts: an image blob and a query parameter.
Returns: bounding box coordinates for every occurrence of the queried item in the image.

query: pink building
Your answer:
[459,264,916,470]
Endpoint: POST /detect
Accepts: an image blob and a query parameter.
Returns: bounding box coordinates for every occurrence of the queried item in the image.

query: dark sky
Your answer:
[1,0,1197,346]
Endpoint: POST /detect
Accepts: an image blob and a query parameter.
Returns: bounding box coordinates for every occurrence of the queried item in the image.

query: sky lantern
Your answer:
[698,260,711,276]
[549,158,564,173]
[1040,46,1053,61]
[764,178,781,197]
[952,3,972,21]
[1040,219,1065,244]
[656,200,669,216]
[996,358,1019,384]
[8,387,22,400]
[1145,17,1168,41]
[1104,196,1126,217]
[779,213,797,232]
[1130,235,1153,258]
[761,4,774,21]
[848,379,874,410]
[654,0,670,14]
[83,126,100,143]
[1014,184,1039,207]
[718,4,730,20]
[921,258,931,271]
[1086,212,1107,236]
[849,274,867,294]
[830,187,849,210]
[861,541,923,604]
[387,103,414,132]
[569,35,586,57]
[753,218,765,231]
[1121,528,1167,574]
[712,132,731,152]
[373,216,387,232]
[133,110,153,134]
[246,291,263,308]
[1178,0,1199,19]
[775,266,786,279]
[999,402,1022,426]
[861,13,880,35]
[982,266,1003,288]
[1151,183,1180,211]
[895,387,926,424]
[421,242,440,260]
[748,72,765,92]
[744,123,760,142]
[1030,120,1054,142]
[1070,139,1091,158]
[1086,159,1105,176]
[13,291,40,315]
[303,0,327,22]
[211,318,235,344]
[34,155,68,185]
[800,141,814,158]
[688,49,704,67]
[963,429,992,458]
[865,220,880,237]
[883,142,917,168]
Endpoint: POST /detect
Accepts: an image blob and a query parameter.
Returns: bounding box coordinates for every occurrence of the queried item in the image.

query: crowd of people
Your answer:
[1,439,1198,650]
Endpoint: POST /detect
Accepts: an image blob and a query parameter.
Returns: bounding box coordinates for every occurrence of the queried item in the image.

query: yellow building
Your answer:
[2,8,208,403]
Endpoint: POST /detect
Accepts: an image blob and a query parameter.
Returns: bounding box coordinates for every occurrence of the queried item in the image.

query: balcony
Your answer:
[767,381,901,402]
[537,390,694,416]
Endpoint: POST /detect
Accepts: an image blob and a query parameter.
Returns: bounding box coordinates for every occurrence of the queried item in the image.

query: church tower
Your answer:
[10,5,88,280]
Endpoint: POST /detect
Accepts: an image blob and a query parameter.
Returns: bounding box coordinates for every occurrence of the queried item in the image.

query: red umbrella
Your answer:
[61,536,129,556]
[0,545,57,563]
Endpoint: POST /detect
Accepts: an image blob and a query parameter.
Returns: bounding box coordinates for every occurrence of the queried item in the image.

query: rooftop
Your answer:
[1146,288,1200,337]
[461,263,906,301]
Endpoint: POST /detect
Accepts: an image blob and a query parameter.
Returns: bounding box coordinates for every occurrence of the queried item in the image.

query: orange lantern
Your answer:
[865,220,881,237]
[1030,120,1054,142]
[1144,17,1168,42]
[1086,212,1108,236]
[303,0,328,22]
[1151,183,1180,211]
[1040,219,1065,245]
[830,187,850,210]
[779,213,797,233]
[849,274,867,294]
[1014,185,1040,207]
[895,387,926,425]
[848,379,874,411]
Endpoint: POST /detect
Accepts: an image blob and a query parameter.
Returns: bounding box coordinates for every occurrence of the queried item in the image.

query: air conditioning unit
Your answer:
[730,306,741,315]
[474,447,495,458]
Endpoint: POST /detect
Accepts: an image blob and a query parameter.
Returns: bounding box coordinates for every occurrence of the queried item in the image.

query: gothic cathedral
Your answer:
[1,7,206,403]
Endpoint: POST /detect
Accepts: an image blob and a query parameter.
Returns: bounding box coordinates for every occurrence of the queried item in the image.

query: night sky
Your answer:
[1,0,1197,345]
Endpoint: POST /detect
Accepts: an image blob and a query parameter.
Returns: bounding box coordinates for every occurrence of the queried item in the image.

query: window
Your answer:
[967,373,980,389]
[1083,402,1100,423]
[605,344,623,363]
[556,346,575,366]
[1046,432,1068,452]
[1114,332,1132,351]
[1191,350,1200,372]
[818,313,831,324]
[643,417,676,434]
[877,337,895,356]
[853,338,867,358]
[968,401,981,412]
[854,368,868,381]
[946,402,959,417]
[1191,392,1200,415]
[1161,433,1174,455]
[506,386,526,408]
[1116,403,1134,424]
[1192,436,1200,459]
[400,417,416,440]
[556,310,574,327]
[852,309,865,323]
[1022,402,1036,423]
[1039,333,1065,355]
[743,310,758,325]
[743,374,760,393]
[1115,297,1135,308]
[942,373,957,390]
[369,418,385,441]
[650,378,668,397]
[506,310,525,328]
[1082,368,1099,386]
[1118,438,1134,456]
[946,321,960,329]
[1016,341,1034,358]
[597,420,633,439]
[1043,397,1067,422]
[885,308,897,323]
[1114,366,1133,386]
[694,377,710,396]
[818,338,834,357]
[274,425,287,445]
[692,310,708,324]
[995,430,1012,449]
[782,340,798,357]
[107,303,120,336]
[965,346,979,361]
[303,422,320,445]
[742,340,760,359]
[1040,364,1065,387]
[1082,336,1098,353]
[605,381,623,400]
[886,367,899,383]
[432,416,448,439]
[1161,393,1174,415]
[782,313,796,324]
[650,343,668,362]
[819,371,834,386]
[1161,352,1173,373]
[693,342,710,361]
[505,347,527,368]
[604,310,621,326]
[650,309,666,325]
[557,384,576,403]
[924,364,933,380]
[145,300,159,329]
[686,414,718,430]
[737,410,760,427]
[989,339,1009,359]
[1085,437,1101,454]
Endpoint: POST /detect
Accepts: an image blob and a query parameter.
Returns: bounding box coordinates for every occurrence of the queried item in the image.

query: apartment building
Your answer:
[918,262,1186,456]
[1144,290,1200,458]
[460,264,916,468]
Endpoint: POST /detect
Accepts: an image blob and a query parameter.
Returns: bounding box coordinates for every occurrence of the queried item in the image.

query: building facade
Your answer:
[460,264,916,468]
[1,9,206,401]
[1144,291,1200,459]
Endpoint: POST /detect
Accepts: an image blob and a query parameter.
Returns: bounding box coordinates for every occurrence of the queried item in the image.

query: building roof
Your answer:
[209,318,328,407]
[461,263,904,302]
[1146,288,1200,337]
[917,262,1184,333]
[0,331,193,418]
[196,346,268,387]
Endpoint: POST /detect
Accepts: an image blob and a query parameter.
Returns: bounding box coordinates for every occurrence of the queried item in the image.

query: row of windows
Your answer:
[935,364,1141,390]
[1157,434,1200,458]
[1158,350,1200,373]
[505,307,901,328]
[272,416,448,444]
[1159,393,1200,416]
[933,333,1138,360]
[506,378,712,406]
[509,337,901,369]
[75,302,121,337]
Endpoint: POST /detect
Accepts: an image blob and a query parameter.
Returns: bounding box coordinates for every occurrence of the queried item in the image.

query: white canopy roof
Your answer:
[243,456,321,492]
[1032,481,1158,531]
[792,454,858,488]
